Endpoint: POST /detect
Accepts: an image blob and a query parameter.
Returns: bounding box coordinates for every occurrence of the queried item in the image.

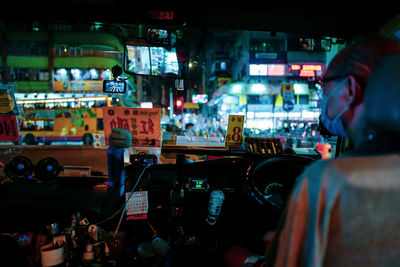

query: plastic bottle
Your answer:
[107,146,125,188]
[206,190,225,225]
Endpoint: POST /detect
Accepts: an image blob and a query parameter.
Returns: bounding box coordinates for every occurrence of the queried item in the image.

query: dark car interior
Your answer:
[1,2,400,266]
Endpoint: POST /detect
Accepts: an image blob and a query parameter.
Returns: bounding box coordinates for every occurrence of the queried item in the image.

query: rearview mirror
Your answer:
[287,36,332,52]
[124,37,189,78]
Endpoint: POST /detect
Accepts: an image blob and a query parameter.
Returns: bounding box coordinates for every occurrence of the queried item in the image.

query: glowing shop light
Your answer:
[291,64,301,71]
[251,84,266,94]
[249,64,268,76]
[267,64,285,76]
[299,70,315,77]
[302,64,323,71]
[231,84,243,94]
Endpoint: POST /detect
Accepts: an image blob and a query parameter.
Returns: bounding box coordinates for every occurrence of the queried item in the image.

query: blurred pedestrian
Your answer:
[184,122,196,137]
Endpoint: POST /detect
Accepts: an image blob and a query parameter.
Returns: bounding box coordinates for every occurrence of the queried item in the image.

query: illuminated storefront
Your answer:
[208,72,323,148]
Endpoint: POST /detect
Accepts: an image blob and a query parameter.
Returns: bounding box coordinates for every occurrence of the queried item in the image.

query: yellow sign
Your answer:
[275,94,283,106]
[183,102,199,109]
[282,84,293,92]
[0,92,15,114]
[218,77,232,87]
[282,84,295,101]
[225,115,244,148]
[54,80,103,92]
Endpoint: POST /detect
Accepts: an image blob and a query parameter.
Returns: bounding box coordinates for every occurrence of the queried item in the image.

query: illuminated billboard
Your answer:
[192,94,208,104]
[289,64,324,77]
[249,64,286,76]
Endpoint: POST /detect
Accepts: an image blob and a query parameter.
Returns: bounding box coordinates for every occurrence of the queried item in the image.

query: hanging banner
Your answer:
[54,81,103,92]
[0,115,20,142]
[225,114,244,148]
[102,107,161,147]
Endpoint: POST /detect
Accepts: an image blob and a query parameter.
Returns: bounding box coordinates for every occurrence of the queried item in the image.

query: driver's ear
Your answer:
[345,76,361,106]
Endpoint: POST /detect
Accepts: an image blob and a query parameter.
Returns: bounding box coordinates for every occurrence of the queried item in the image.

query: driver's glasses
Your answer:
[317,75,349,92]
[314,75,349,101]
[317,74,365,95]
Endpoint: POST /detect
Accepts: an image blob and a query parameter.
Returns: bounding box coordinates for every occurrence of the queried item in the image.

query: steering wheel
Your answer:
[246,155,315,210]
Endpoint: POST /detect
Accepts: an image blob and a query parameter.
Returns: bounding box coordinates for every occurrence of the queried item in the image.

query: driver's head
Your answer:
[320,36,400,146]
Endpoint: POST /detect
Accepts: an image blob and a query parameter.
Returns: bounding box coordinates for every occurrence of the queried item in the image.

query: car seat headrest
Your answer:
[364,53,400,134]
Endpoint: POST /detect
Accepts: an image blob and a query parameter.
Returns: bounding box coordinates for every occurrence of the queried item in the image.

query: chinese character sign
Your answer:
[0,115,20,142]
[225,115,244,148]
[102,107,161,147]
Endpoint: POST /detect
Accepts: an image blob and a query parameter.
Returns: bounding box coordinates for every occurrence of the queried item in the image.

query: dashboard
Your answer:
[135,157,249,213]
[0,152,316,266]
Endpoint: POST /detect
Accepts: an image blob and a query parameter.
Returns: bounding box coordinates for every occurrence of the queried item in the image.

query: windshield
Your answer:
[0,15,368,164]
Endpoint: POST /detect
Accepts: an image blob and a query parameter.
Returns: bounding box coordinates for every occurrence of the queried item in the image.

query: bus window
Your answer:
[44,120,54,131]
[21,121,35,131]
[35,120,44,131]
[97,119,104,131]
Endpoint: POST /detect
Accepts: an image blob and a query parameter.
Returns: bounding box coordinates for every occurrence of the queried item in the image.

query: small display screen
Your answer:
[103,80,126,93]
[188,178,208,191]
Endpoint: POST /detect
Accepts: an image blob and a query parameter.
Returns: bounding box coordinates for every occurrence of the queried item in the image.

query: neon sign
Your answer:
[290,64,324,77]
[249,64,286,76]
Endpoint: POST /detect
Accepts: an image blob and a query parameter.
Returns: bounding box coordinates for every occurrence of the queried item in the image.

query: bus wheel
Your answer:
[24,134,35,145]
[82,133,93,145]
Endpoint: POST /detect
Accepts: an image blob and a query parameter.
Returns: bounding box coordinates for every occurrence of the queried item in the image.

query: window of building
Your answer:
[16,68,30,81]
[298,95,310,105]
[250,39,286,52]
[54,68,109,81]
[8,68,50,81]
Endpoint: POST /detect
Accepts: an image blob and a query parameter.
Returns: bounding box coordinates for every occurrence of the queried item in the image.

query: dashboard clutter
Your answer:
[63,165,92,177]
[107,128,132,191]
[206,190,225,226]
[130,153,158,167]
[35,212,119,266]
[40,243,65,267]
[4,156,34,181]
[93,133,106,149]
[107,146,125,189]
[3,155,109,181]
[0,211,112,266]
